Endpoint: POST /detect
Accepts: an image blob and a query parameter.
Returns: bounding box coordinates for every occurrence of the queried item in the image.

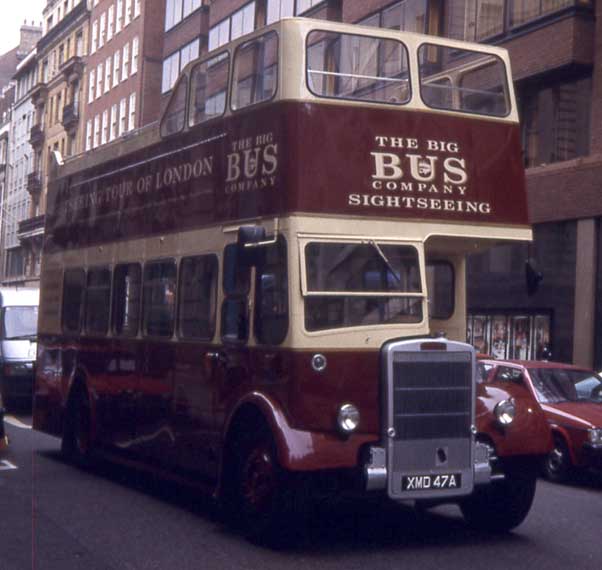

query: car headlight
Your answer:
[337,403,360,434]
[588,428,602,445]
[494,399,516,426]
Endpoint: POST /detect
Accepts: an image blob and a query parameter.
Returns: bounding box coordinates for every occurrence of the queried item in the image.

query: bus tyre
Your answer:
[227,426,292,543]
[460,463,537,532]
[61,386,93,467]
[543,436,573,483]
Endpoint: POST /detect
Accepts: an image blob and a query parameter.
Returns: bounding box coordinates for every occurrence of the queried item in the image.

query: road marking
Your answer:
[0,460,18,471]
[4,416,32,430]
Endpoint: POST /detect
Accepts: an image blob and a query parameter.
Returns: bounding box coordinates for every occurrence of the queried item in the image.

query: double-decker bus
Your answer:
[34,18,551,539]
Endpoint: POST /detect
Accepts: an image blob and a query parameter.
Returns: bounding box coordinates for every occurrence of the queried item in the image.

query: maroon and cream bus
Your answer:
[34,18,550,538]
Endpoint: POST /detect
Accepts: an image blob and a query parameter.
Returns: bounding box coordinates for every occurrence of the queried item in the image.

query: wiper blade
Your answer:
[368,240,402,286]
[5,334,37,340]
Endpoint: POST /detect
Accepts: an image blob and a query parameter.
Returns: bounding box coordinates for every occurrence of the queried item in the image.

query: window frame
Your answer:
[305,29,411,107]
[61,267,86,335]
[188,51,230,128]
[84,265,112,336]
[230,30,279,112]
[142,258,178,339]
[112,262,142,338]
[177,254,218,341]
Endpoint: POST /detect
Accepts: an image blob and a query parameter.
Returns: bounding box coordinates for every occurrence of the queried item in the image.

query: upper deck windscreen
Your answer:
[306,30,410,105]
[418,45,510,117]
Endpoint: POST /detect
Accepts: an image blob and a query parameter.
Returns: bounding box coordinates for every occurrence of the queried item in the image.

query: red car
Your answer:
[478,359,602,482]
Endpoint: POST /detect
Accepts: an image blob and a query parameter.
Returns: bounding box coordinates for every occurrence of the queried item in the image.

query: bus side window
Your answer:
[85,266,111,335]
[112,263,142,337]
[178,255,218,340]
[160,75,188,138]
[189,53,229,127]
[62,268,86,334]
[221,244,250,344]
[142,260,177,338]
[231,31,278,111]
[254,237,288,345]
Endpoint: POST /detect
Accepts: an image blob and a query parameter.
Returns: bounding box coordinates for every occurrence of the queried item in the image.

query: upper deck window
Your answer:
[306,31,410,105]
[189,53,229,127]
[232,31,278,110]
[418,44,510,117]
[161,75,188,137]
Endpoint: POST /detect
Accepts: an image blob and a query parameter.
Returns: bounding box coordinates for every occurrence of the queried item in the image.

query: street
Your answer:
[1,410,601,570]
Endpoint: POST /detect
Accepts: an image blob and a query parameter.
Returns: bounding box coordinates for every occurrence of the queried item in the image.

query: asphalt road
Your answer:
[2,411,602,570]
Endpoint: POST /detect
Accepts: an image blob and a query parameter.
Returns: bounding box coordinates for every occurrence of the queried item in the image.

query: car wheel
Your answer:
[460,461,537,532]
[61,386,93,467]
[543,436,572,483]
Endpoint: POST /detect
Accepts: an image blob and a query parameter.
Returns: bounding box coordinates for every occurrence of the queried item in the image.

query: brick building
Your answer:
[82,0,166,151]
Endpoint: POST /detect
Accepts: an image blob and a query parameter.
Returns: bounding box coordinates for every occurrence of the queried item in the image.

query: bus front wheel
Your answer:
[460,461,537,532]
[226,425,292,542]
[61,385,93,467]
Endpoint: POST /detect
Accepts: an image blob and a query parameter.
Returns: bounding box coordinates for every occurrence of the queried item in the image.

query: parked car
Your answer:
[0,389,7,452]
[0,288,39,407]
[478,358,602,482]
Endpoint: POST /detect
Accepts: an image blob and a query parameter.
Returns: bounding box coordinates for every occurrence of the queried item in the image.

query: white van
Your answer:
[0,288,39,405]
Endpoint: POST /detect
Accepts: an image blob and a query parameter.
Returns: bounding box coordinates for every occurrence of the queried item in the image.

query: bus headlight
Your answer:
[588,428,602,445]
[337,403,360,434]
[494,399,516,426]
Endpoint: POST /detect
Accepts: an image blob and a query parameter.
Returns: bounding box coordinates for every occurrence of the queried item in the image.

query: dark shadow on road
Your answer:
[540,470,602,491]
[37,448,534,552]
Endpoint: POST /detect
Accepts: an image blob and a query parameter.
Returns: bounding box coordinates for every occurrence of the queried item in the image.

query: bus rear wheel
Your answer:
[61,385,93,467]
[460,461,537,532]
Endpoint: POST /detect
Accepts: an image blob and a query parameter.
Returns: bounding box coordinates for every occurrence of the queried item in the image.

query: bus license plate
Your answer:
[402,473,461,491]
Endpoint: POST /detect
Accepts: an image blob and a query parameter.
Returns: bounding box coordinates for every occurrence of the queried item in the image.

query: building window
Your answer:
[128,92,136,131]
[135,0,141,18]
[108,5,114,41]
[122,43,130,81]
[101,110,109,145]
[162,51,180,93]
[91,20,98,53]
[131,36,139,75]
[208,2,255,52]
[86,119,92,150]
[125,0,132,26]
[104,56,112,92]
[110,103,118,140]
[520,76,591,167]
[93,114,100,148]
[88,69,95,103]
[267,0,294,24]
[96,63,103,98]
[113,50,121,85]
[358,0,427,33]
[511,0,575,27]
[180,38,199,70]
[119,97,127,135]
[166,0,201,31]
[116,0,123,33]
[99,12,106,48]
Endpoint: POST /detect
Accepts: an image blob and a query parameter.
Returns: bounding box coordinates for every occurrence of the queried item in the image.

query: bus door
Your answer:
[170,255,219,477]
[211,242,253,435]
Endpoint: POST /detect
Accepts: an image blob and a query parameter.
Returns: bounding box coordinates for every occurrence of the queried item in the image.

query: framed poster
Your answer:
[533,315,551,360]
[491,315,508,359]
[472,315,490,355]
[511,316,531,360]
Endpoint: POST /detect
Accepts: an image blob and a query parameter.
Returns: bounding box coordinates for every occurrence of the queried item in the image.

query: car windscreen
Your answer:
[528,368,602,403]
[2,306,38,340]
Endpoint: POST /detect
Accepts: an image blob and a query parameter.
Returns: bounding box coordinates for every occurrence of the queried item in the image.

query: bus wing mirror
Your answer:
[525,259,542,296]
[238,225,266,246]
